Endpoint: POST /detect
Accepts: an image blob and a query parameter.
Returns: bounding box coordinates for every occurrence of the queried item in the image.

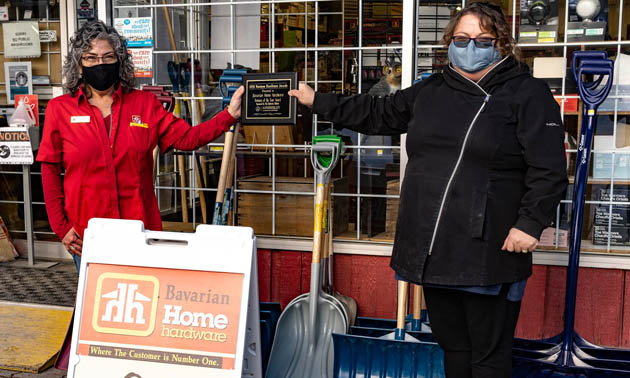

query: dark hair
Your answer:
[441,2,519,59]
[63,20,136,95]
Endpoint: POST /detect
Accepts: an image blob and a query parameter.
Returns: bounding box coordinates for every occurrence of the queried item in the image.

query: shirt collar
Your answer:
[76,83,124,105]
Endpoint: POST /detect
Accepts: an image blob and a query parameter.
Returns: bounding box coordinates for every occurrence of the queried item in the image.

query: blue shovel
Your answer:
[333,280,444,378]
[512,52,630,377]
[212,69,247,225]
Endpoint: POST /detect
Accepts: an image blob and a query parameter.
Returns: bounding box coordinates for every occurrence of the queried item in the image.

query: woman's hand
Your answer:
[62,227,83,256]
[501,228,538,253]
[227,86,245,119]
[288,83,315,107]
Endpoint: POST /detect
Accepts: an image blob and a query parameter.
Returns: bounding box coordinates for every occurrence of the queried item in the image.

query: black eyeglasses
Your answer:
[452,36,496,48]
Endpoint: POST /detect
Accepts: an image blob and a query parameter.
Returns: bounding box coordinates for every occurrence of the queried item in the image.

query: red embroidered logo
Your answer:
[131,115,142,124]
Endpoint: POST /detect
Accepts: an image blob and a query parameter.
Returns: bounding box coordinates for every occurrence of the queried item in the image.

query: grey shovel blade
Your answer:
[266,293,347,378]
[286,292,348,331]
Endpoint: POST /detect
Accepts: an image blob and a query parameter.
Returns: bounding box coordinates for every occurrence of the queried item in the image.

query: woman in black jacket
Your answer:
[290,2,568,377]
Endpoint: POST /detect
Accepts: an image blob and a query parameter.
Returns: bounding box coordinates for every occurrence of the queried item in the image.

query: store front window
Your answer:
[112,0,405,242]
[0,0,62,242]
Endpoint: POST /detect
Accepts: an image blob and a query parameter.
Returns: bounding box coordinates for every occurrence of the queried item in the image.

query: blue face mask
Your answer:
[448,40,502,74]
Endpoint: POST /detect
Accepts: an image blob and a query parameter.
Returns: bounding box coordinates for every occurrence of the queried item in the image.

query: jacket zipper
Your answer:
[427,64,501,255]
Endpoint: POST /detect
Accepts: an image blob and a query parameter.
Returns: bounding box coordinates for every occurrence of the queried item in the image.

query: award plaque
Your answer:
[242,72,297,125]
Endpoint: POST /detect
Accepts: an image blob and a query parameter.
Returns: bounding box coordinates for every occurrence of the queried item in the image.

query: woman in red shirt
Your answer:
[37,21,243,271]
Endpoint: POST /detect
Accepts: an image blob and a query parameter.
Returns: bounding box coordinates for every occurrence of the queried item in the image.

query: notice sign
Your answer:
[129,48,153,78]
[77,263,244,370]
[114,17,153,47]
[0,127,34,165]
[2,21,41,58]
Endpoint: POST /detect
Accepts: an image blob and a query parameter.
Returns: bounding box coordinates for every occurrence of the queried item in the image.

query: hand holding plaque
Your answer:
[241,72,297,125]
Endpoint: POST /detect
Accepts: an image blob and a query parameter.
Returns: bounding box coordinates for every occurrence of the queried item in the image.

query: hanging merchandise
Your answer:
[2,21,41,58]
[518,0,559,43]
[567,0,608,41]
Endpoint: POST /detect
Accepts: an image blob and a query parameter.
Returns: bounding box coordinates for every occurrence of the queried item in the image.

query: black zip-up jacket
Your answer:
[313,57,568,286]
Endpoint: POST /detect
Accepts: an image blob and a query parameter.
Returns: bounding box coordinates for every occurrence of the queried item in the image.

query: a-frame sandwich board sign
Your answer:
[68,218,262,378]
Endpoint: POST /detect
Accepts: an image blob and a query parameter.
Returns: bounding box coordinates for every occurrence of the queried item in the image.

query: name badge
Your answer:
[71,116,90,123]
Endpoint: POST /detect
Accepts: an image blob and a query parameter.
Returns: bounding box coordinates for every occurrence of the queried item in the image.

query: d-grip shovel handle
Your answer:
[219,69,247,97]
[576,62,614,109]
[396,281,409,340]
[572,51,607,88]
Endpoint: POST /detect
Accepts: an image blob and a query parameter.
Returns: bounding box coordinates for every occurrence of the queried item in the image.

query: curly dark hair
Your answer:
[63,20,136,96]
[441,2,519,60]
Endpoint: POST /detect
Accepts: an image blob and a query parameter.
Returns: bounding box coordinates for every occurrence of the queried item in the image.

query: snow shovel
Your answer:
[266,139,347,378]
[333,280,445,377]
[512,51,630,376]
[284,142,349,328]
[352,284,429,333]
[322,184,357,326]
[325,189,358,327]
[212,69,246,225]
[350,284,433,341]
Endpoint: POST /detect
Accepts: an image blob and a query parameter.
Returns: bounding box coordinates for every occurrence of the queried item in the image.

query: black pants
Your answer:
[424,285,521,378]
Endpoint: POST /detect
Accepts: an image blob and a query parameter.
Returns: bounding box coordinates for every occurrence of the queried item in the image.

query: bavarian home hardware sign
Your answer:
[242,72,297,125]
[68,219,262,378]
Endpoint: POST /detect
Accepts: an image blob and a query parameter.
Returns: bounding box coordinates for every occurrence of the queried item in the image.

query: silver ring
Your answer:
[69,245,74,250]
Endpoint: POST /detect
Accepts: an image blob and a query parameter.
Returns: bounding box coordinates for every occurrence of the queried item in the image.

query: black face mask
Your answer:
[82,62,119,91]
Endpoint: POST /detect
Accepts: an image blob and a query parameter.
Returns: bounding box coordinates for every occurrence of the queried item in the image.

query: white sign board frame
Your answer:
[68,219,262,378]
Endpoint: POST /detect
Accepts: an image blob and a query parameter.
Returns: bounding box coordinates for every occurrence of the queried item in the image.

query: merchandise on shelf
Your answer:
[519,0,559,43]
[566,0,609,41]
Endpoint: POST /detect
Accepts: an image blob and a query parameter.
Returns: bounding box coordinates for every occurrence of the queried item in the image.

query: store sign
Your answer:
[129,48,153,78]
[114,17,153,47]
[2,21,41,58]
[0,6,9,21]
[39,30,58,43]
[0,127,34,165]
[77,264,243,367]
[4,62,33,105]
[67,219,262,378]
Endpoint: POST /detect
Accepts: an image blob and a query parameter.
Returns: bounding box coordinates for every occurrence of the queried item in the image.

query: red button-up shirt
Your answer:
[37,86,235,238]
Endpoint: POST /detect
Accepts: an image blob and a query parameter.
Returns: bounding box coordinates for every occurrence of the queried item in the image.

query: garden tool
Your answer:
[266,137,347,378]
[512,51,630,377]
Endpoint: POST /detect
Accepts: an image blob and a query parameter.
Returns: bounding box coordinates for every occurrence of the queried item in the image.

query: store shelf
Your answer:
[537,239,630,255]
[568,178,630,185]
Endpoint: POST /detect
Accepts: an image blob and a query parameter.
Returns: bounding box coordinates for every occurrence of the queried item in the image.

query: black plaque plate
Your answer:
[241,72,297,125]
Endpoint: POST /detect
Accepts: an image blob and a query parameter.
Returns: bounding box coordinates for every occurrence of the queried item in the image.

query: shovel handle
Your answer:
[312,182,325,263]
[396,281,409,332]
[212,125,236,224]
[413,285,422,320]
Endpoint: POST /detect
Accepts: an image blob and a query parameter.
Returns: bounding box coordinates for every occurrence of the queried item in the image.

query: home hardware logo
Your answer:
[92,273,160,336]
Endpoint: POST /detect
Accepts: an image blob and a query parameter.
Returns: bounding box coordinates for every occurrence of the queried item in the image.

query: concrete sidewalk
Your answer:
[0,259,76,378]
[0,368,66,378]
